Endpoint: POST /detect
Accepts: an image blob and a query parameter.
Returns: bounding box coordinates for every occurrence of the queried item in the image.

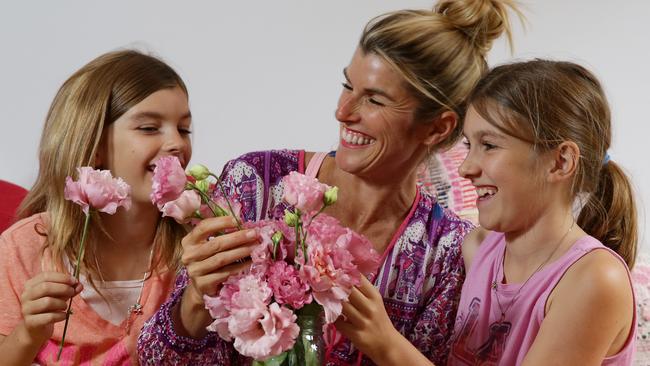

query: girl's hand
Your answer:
[177,216,258,337]
[19,272,82,344]
[334,276,433,366]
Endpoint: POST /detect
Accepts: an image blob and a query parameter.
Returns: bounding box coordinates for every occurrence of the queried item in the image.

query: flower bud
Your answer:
[188,164,210,180]
[284,209,300,227]
[323,186,338,206]
[271,231,283,246]
[195,179,210,193]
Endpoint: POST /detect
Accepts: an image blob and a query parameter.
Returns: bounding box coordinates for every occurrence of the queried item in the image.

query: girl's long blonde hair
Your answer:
[18,50,188,278]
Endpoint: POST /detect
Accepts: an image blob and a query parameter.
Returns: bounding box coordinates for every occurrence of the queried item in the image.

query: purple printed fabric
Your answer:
[137,150,472,365]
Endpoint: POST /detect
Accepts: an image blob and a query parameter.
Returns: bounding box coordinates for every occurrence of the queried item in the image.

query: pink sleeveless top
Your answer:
[448,232,636,365]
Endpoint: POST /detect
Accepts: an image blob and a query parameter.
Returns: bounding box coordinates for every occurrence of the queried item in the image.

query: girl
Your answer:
[0,49,226,365]
[449,60,637,365]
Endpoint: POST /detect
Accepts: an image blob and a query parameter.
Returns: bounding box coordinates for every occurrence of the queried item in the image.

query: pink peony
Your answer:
[282,171,330,213]
[232,302,299,360]
[161,190,201,223]
[150,156,187,209]
[266,261,312,309]
[64,167,131,215]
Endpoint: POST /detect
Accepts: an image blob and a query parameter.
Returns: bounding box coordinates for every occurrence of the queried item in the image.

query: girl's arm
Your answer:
[461,226,488,271]
[522,249,634,365]
[0,272,82,366]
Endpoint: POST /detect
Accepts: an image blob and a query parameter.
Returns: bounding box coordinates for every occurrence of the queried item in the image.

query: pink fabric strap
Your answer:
[305,152,328,178]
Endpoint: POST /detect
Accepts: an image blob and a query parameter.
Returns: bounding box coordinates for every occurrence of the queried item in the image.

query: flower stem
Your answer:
[57,211,91,360]
[209,173,242,229]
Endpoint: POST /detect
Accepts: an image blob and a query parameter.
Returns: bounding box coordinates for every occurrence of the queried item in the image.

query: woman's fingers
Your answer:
[182,228,257,265]
[183,216,240,247]
[187,243,256,277]
[194,260,252,296]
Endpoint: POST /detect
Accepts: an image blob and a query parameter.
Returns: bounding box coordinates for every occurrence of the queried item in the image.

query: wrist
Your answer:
[174,286,212,338]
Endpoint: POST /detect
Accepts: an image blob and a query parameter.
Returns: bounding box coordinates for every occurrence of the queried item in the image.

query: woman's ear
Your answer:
[423,110,458,147]
[547,141,580,183]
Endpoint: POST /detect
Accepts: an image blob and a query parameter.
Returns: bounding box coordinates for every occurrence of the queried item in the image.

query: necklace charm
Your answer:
[491,281,498,290]
[129,302,143,315]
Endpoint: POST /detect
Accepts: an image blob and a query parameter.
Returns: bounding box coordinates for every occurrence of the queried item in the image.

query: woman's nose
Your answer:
[335,93,360,123]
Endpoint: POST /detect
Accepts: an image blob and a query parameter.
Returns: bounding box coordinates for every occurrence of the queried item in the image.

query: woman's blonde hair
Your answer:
[18,49,188,278]
[359,0,522,150]
[468,59,637,268]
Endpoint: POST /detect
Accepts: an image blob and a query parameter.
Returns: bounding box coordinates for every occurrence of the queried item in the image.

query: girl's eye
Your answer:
[341,82,352,91]
[179,128,192,135]
[138,126,158,133]
[482,142,497,150]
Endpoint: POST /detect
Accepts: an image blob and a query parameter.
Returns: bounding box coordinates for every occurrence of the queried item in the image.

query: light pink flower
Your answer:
[266,261,312,309]
[300,238,359,323]
[150,156,187,209]
[232,302,299,360]
[161,190,201,223]
[308,214,380,277]
[64,167,131,215]
[245,220,295,265]
[282,171,330,213]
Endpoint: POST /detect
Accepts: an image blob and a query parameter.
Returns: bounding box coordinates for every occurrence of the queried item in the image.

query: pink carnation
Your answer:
[64,167,131,215]
[232,302,299,360]
[266,261,312,309]
[300,238,359,323]
[336,230,381,276]
[150,156,187,209]
[161,190,201,223]
[245,220,295,266]
[282,171,330,213]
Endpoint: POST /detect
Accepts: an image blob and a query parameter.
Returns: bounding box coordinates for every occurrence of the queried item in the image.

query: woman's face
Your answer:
[334,48,431,181]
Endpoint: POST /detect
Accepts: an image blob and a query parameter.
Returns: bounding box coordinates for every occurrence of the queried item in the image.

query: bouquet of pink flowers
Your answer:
[203,171,381,364]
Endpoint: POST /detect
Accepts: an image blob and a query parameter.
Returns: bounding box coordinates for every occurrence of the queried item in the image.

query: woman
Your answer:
[138,0,521,364]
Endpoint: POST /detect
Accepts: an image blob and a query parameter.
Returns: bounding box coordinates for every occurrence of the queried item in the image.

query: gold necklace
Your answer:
[491,221,574,324]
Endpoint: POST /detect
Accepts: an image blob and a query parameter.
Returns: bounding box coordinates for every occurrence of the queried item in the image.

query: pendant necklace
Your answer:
[492,221,575,324]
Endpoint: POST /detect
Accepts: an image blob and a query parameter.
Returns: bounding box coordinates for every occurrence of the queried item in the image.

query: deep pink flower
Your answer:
[232,302,299,360]
[161,190,201,223]
[150,156,187,209]
[64,167,131,215]
[266,261,312,309]
[337,230,381,276]
[282,171,330,213]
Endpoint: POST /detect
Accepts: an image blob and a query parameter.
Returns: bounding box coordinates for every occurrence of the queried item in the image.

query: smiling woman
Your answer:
[136,1,523,365]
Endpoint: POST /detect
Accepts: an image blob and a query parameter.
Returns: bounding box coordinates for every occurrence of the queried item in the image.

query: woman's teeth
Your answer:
[341,129,375,146]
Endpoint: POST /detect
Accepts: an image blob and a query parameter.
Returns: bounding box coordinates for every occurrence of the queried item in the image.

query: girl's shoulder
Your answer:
[0,213,49,275]
[1,212,49,247]
[461,226,491,270]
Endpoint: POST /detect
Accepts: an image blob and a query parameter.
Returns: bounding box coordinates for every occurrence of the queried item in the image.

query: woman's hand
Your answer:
[335,276,433,365]
[176,216,258,337]
[20,271,82,344]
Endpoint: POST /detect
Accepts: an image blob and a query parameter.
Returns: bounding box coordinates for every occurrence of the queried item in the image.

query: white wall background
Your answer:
[0,1,647,251]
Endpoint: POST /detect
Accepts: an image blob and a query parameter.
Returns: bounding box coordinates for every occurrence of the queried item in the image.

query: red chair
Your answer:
[0,180,28,232]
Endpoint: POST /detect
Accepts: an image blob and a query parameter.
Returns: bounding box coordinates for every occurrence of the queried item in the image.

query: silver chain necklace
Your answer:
[491,221,575,324]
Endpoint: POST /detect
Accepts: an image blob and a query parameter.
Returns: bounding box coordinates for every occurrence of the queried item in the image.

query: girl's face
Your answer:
[334,48,432,180]
[98,86,192,206]
[459,106,545,233]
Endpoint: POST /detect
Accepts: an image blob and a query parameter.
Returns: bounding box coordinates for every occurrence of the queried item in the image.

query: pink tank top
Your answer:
[448,232,636,365]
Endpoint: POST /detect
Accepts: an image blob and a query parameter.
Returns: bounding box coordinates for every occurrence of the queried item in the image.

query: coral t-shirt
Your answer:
[0,213,176,365]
